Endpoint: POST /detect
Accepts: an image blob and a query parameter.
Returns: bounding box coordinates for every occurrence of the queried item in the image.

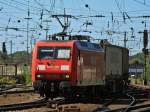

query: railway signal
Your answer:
[142,48,148,55]
[143,29,148,48]
[142,28,148,85]
[2,42,7,54]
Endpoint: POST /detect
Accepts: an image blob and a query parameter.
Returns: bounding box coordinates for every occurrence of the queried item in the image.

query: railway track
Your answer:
[0,84,46,111]
[109,103,150,112]
[102,85,150,112]
[45,87,148,112]
[0,84,34,95]
[0,97,47,111]
[121,93,136,112]
[0,88,34,95]
[0,84,150,112]
[92,99,115,112]
[0,85,15,92]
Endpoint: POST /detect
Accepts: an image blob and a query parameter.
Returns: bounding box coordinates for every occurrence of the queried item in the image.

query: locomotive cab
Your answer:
[36,46,72,80]
[32,40,77,97]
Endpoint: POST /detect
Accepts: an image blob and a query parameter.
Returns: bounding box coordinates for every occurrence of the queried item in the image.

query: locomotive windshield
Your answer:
[55,47,71,59]
[38,47,54,59]
[38,46,71,60]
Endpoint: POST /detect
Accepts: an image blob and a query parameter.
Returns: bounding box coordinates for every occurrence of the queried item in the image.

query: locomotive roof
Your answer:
[38,40,76,42]
[76,41,104,52]
[36,40,104,52]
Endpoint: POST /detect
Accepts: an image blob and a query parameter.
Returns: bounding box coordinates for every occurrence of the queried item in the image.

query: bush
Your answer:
[0,76,16,85]
[22,65,32,85]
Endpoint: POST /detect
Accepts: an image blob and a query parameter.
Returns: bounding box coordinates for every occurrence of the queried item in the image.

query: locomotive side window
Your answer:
[38,47,54,59]
[56,47,71,59]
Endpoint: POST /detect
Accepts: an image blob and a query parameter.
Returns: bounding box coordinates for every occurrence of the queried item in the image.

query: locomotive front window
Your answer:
[38,46,71,60]
[38,47,54,59]
[56,47,71,59]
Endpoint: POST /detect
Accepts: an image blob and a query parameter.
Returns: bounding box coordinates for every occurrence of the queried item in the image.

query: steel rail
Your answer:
[122,93,136,112]
[92,98,117,112]
[0,97,48,111]
[0,85,16,92]
[0,89,34,95]
[0,84,35,95]
[134,107,150,112]
[107,103,150,112]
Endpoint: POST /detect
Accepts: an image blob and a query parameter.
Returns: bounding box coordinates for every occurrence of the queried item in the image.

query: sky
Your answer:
[0,0,150,55]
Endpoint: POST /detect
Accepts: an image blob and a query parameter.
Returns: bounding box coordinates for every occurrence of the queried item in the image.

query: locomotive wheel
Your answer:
[43,81,60,98]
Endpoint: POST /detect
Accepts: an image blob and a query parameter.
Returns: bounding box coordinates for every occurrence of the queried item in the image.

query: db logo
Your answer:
[48,61,56,66]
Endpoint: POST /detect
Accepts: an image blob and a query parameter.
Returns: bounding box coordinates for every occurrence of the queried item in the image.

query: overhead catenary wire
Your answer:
[0,0,148,54]
[4,0,42,11]
[133,0,150,8]
[34,0,53,14]
[0,1,38,15]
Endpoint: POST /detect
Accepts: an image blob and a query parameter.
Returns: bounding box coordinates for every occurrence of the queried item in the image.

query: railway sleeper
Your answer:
[58,105,80,112]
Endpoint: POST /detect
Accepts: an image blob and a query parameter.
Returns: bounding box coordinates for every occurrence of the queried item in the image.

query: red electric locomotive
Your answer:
[32,35,129,98]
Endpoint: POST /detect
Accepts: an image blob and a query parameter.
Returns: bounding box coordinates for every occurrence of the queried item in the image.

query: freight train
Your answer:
[32,35,129,98]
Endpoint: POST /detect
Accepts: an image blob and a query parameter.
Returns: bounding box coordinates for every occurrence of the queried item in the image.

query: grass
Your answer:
[147,56,150,82]
[22,65,32,85]
[0,76,16,85]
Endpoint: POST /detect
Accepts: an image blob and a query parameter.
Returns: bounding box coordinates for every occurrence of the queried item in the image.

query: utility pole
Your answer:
[10,40,12,55]
[43,20,51,40]
[124,32,127,48]
[142,21,148,85]
[110,31,128,48]
[24,0,32,64]
[10,40,12,61]
[143,29,148,85]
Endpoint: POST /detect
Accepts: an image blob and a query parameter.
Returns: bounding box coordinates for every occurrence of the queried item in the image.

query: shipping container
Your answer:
[122,48,129,79]
[105,45,129,78]
[105,45,122,76]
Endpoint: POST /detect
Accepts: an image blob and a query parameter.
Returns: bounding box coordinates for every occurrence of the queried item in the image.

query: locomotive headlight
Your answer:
[65,75,70,78]
[61,74,70,79]
[37,65,45,70]
[37,74,43,78]
[61,65,69,71]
